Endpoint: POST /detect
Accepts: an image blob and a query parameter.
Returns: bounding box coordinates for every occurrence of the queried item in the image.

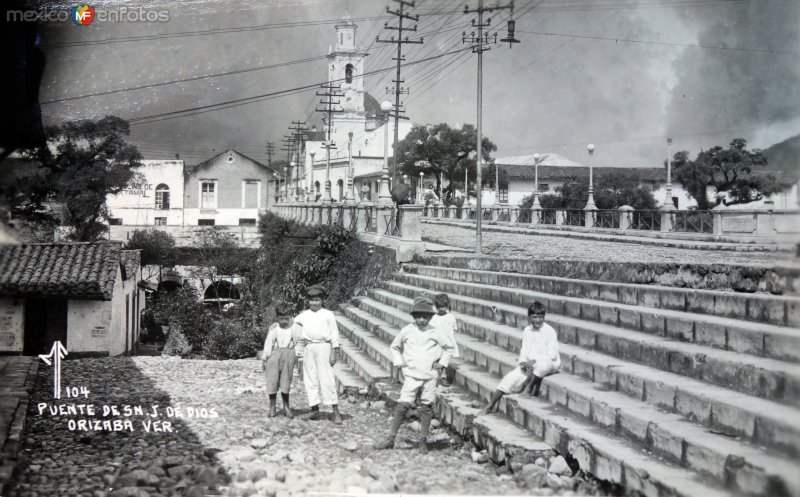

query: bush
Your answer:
[203,319,265,360]
[148,286,214,351]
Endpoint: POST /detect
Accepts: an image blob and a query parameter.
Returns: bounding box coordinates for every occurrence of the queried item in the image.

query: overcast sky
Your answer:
[37,0,800,168]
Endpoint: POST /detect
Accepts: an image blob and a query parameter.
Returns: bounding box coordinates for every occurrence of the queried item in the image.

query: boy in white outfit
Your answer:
[429,293,460,387]
[374,296,453,453]
[293,284,343,424]
[479,302,560,415]
[261,303,303,418]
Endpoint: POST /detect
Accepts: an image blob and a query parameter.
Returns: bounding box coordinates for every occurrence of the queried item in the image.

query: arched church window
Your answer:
[345,64,354,84]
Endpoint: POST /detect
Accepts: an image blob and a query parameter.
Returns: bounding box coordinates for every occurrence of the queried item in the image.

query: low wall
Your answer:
[414,254,800,295]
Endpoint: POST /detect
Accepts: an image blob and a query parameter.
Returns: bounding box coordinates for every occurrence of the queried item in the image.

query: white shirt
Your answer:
[518,323,560,368]
[429,312,460,358]
[294,308,340,348]
[390,323,453,380]
[262,322,303,358]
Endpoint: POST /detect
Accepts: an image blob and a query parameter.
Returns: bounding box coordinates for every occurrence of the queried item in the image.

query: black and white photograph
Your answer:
[1,0,799,496]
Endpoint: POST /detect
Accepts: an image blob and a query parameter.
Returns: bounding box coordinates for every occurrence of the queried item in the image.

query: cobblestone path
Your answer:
[421,223,797,266]
[6,357,562,497]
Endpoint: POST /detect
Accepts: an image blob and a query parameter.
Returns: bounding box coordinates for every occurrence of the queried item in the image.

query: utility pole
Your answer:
[290,121,308,200]
[463,0,518,253]
[316,83,344,204]
[280,134,295,201]
[377,0,423,189]
[265,141,274,168]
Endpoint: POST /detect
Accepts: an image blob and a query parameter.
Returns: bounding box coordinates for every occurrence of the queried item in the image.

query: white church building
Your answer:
[297,14,412,202]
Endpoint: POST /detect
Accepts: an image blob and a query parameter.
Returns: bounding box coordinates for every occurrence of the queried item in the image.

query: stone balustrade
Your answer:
[419,202,800,242]
[269,202,425,262]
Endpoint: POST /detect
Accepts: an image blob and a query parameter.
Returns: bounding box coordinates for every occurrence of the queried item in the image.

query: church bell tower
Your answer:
[328,13,366,118]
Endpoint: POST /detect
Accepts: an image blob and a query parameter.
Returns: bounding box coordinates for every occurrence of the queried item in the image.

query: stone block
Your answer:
[640,312,666,336]
[598,306,619,326]
[572,357,594,381]
[618,309,641,330]
[664,318,694,342]
[726,328,763,356]
[753,417,800,457]
[658,289,686,312]
[694,321,727,349]
[746,298,785,326]
[684,443,727,481]
[733,464,777,497]
[590,398,617,430]
[580,303,600,321]
[618,287,638,305]
[616,339,643,362]
[591,447,624,484]
[619,410,650,443]
[567,390,592,418]
[764,333,800,362]
[576,328,596,347]
[555,324,577,344]
[542,422,568,454]
[647,422,684,461]
[617,372,645,399]
[547,299,564,315]
[709,399,755,438]
[640,345,671,372]
[713,293,747,320]
[595,334,618,356]
[638,288,661,309]
[786,300,800,328]
[668,350,698,378]
[675,387,711,425]
[686,291,715,315]
[643,378,676,410]
[524,410,546,439]
[563,300,581,319]
[546,382,569,407]
[593,365,618,388]
[701,357,759,396]
[598,284,618,302]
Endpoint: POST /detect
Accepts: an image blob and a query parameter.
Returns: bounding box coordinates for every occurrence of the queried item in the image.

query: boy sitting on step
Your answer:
[374,296,454,453]
[429,293,460,387]
[262,303,304,418]
[479,302,560,416]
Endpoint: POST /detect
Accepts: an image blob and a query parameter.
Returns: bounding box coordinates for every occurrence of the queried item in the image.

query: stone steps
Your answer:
[334,308,556,467]
[334,305,731,497]
[404,264,800,328]
[358,290,800,459]
[385,275,800,403]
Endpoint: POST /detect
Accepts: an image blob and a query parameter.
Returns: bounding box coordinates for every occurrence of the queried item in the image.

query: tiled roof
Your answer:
[186,149,279,175]
[0,242,121,300]
[120,250,141,281]
[495,153,585,168]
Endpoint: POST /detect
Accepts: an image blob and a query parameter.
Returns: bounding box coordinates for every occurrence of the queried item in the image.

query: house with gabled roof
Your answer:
[0,242,144,356]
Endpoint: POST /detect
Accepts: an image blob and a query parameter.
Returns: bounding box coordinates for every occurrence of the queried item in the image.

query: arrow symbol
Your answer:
[39,341,68,399]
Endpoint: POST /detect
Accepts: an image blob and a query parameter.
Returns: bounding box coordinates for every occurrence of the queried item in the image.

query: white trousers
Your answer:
[303,343,338,406]
[497,359,559,394]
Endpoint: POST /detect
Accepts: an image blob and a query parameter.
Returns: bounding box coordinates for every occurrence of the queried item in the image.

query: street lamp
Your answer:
[664,138,674,210]
[585,144,596,210]
[309,151,316,203]
[419,171,424,205]
[345,131,354,204]
[378,100,394,204]
[532,153,541,209]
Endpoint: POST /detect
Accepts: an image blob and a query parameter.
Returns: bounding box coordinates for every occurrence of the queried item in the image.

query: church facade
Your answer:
[300,14,412,202]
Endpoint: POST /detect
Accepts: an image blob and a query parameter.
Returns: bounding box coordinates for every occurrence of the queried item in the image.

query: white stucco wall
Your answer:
[0,299,24,352]
[67,268,126,356]
[107,160,186,225]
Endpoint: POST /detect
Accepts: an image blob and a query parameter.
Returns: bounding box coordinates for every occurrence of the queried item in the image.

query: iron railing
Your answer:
[497,207,511,222]
[516,208,532,223]
[671,210,713,233]
[348,206,358,231]
[363,207,375,232]
[334,206,344,226]
[481,208,493,221]
[593,210,619,228]
[631,210,661,231]
[565,210,585,226]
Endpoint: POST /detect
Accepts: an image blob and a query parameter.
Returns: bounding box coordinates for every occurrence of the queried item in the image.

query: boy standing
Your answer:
[374,296,453,452]
[429,293,460,387]
[262,303,303,418]
[479,302,560,416]
[294,284,343,424]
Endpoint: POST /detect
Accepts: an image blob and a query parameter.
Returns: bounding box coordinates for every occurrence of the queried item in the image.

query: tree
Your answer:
[123,229,176,280]
[519,169,657,210]
[672,138,786,209]
[395,123,497,193]
[15,116,143,241]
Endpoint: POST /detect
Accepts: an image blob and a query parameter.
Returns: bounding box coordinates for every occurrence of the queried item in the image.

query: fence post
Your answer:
[448,205,457,220]
[660,209,675,232]
[556,210,566,226]
[584,206,597,228]
[618,205,634,229]
[531,206,542,225]
[491,206,500,221]
[461,205,471,220]
[712,208,723,235]
[399,204,423,241]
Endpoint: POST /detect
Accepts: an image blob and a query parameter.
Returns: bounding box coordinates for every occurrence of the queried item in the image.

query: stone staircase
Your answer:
[331,256,800,497]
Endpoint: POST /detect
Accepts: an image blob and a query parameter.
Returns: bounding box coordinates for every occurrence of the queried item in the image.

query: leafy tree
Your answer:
[672,138,786,209]
[395,123,496,192]
[14,116,143,241]
[520,169,657,210]
[123,229,176,280]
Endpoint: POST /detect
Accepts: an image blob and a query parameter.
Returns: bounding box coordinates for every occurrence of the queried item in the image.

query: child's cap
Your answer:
[306,284,326,297]
[411,296,436,315]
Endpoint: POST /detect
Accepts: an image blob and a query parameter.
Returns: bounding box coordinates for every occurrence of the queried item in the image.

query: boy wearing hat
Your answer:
[293,284,343,424]
[374,296,453,452]
[479,302,560,416]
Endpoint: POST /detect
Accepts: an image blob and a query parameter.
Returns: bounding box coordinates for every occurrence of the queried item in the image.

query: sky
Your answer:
[36,0,800,168]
